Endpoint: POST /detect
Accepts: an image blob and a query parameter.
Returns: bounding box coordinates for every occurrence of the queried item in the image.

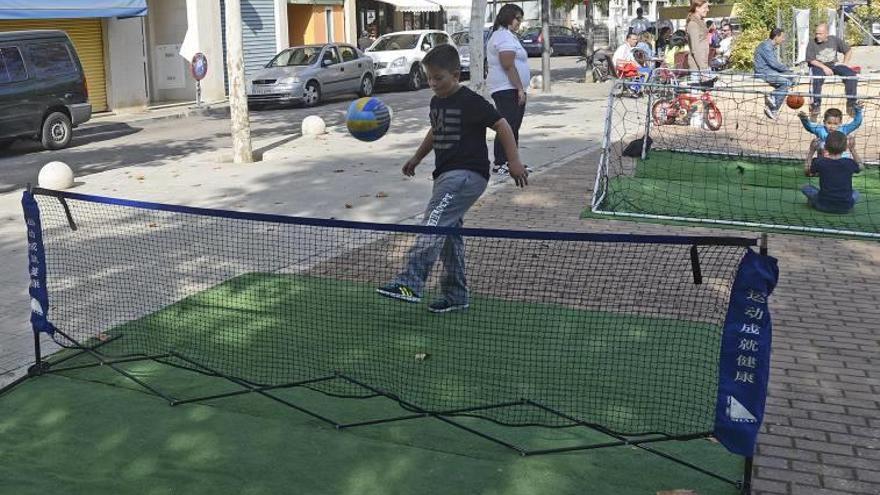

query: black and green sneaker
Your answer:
[428,299,469,313]
[376,283,421,303]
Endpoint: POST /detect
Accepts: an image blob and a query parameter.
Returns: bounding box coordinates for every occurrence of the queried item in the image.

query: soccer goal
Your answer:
[592,72,880,238]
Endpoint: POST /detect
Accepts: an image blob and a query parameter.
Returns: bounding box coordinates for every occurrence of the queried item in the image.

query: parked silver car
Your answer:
[247,43,375,107]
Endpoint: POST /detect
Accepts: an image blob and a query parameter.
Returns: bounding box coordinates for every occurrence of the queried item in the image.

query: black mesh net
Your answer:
[33,191,755,437]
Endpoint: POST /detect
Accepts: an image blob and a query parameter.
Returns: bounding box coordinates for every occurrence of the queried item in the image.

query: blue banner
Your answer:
[714,249,779,456]
[0,1,147,20]
[21,191,57,337]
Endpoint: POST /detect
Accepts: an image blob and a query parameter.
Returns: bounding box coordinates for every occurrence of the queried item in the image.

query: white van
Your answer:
[365,30,454,90]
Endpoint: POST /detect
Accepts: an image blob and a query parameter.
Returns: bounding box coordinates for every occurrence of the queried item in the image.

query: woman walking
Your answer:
[486,4,531,176]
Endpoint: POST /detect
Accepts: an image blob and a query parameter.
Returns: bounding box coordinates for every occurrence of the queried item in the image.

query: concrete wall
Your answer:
[147,0,195,103]
[104,17,149,110]
[275,0,289,50]
[344,0,356,43]
[185,0,225,103]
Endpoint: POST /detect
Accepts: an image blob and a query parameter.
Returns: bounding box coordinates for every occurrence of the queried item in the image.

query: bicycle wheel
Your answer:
[704,102,723,131]
[652,98,676,125]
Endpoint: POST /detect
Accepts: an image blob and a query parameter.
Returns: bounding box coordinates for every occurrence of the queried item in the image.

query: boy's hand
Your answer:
[507,160,529,188]
[402,158,420,177]
[797,111,807,119]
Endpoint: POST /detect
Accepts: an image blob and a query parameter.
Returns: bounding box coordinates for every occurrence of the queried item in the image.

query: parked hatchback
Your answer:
[366,30,454,90]
[0,30,91,150]
[451,29,492,78]
[247,43,374,108]
[519,25,587,57]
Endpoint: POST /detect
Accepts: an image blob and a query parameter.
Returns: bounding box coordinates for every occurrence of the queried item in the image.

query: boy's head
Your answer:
[824,130,847,157]
[823,108,843,131]
[421,44,460,98]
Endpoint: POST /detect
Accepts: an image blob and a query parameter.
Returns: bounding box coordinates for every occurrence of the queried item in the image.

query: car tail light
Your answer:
[537,33,543,43]
[83,77,89,100]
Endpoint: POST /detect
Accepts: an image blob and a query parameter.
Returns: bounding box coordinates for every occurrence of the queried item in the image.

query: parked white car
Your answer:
[365,30,454,90]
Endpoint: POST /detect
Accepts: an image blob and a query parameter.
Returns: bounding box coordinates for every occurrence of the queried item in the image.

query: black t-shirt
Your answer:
[430,86,502,180]
[810,157,860,211]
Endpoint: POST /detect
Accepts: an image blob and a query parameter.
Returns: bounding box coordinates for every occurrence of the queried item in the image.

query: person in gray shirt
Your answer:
[805,23,857,120]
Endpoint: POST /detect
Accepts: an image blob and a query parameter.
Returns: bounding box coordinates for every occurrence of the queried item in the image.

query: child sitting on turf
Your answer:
[798,102,863,164]
[376,44,528,313]
[801,130,863,214]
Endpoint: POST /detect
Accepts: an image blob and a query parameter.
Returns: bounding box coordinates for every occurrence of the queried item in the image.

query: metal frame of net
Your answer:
[593,71,880,238]
[21,188,764,492]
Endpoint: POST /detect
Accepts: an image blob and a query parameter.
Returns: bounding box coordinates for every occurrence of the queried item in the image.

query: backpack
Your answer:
[622,136,653,158]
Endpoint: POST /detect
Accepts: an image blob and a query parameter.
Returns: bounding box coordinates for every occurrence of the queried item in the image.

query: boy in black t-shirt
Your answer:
[801,130,862,214]
[377,44,528,313]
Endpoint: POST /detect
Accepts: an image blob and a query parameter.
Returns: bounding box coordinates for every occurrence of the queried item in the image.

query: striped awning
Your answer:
[379,0,441,13]
[0,0,147,19]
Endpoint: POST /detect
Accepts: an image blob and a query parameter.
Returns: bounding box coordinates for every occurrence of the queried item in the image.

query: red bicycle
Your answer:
[651,78,723,131]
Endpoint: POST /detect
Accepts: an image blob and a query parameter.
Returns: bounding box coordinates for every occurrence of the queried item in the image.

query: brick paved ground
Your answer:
[467,153,880,494]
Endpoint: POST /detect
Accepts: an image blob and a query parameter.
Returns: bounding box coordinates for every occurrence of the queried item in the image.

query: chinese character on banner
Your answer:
[740,323,761,335]
[738,338,759,352]
[744,306,764,320]
[746,289,767,303]
[736,355,758,369]
[735,371,756,384]
[29,266,39,278]
[27,218,35,227]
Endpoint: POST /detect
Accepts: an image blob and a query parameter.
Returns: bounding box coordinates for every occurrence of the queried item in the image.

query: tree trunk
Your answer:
[225,0,254,164]
[541,0,551,92]
[470,0,488,96]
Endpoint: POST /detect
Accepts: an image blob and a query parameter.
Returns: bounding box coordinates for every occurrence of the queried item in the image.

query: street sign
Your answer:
[191,52,208,81]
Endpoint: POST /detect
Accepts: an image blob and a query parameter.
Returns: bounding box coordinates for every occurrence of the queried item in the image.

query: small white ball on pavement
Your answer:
[38,161,74,190]
[302,115,326,136]
[529,75,543,90]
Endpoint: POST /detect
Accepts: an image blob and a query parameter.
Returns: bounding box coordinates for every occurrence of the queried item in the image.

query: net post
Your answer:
[741,456,754,494]
[689,244,703,285]
[641,81,654,160]
[759,233,769,256]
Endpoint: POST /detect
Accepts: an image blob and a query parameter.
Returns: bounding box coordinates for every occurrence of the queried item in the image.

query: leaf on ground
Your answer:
[334,169,345,173]
[345,203,353,209]
[376,192,388,198]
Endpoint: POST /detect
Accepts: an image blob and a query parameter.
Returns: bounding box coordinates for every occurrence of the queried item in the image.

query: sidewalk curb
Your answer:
[89,103,231,129]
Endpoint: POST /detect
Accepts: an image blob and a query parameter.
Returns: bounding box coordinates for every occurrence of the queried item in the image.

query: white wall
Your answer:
[345,0,357,43]
[184,0,225,103]
[274,0,289,50]
[147,0,194,103]
[104,17,149,110]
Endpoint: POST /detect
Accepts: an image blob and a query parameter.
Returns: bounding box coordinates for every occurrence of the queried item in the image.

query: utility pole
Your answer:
[225,0,254,163]
[541,0,551,92]
[470,0,488,95]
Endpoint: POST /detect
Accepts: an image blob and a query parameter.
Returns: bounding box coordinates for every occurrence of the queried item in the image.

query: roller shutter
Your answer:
[220,0,277,93]
[0,18,108,112]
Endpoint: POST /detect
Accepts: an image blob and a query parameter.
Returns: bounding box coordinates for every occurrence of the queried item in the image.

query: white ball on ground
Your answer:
[529,75,543,90]
[302,115,326,136]
[38,161,74,190]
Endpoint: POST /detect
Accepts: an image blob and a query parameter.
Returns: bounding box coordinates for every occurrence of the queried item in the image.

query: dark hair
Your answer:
[492,4,524,31]
[706,20,714,28]
[636,7,643,16]
[421,44,460,73]
[824,108,843,121]
[769,28,784,40]
[669,29,688,47]
[825,130,847,155]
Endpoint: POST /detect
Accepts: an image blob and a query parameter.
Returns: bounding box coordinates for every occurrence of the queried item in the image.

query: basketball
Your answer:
[346,97,391,142]
[786,94,805,110]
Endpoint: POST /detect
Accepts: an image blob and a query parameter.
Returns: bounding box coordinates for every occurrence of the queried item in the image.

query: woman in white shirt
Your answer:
[486,4,531,175]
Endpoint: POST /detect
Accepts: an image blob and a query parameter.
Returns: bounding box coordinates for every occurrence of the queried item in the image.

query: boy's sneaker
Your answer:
[428,299,469,313]
[763,106,778,121]
[376,283,421,303]
[809,104,820,122]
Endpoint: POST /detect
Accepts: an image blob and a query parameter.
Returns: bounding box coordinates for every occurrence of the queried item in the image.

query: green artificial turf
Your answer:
[590,150,880,236]
[0,273,746,494]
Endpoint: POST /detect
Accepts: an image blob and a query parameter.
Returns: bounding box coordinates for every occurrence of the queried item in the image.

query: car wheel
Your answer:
[407,65,423,91]
[303,81,321,107]
[41,112,72,150]
[358,74,374,97]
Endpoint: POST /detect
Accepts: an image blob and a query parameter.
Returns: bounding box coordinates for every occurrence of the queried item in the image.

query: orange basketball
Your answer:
[786,94,805,110]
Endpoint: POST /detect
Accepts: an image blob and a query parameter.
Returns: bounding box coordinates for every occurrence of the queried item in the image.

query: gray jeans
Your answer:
[394,169,488,304]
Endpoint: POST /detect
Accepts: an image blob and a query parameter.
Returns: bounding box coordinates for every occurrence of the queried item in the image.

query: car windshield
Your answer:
[369,34,419,51]
[268,47,321,67]
[452,32,469,45]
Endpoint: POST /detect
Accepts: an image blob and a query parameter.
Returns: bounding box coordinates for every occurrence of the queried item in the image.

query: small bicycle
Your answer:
[651,77,723,131]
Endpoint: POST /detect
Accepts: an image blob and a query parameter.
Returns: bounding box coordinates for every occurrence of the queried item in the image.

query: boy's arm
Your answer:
[804,139,818,176]
[849,137,864,170]
[402,128,434,176]
[840,104,863,135]
[797,111,821,136]
[492,118,528,187]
